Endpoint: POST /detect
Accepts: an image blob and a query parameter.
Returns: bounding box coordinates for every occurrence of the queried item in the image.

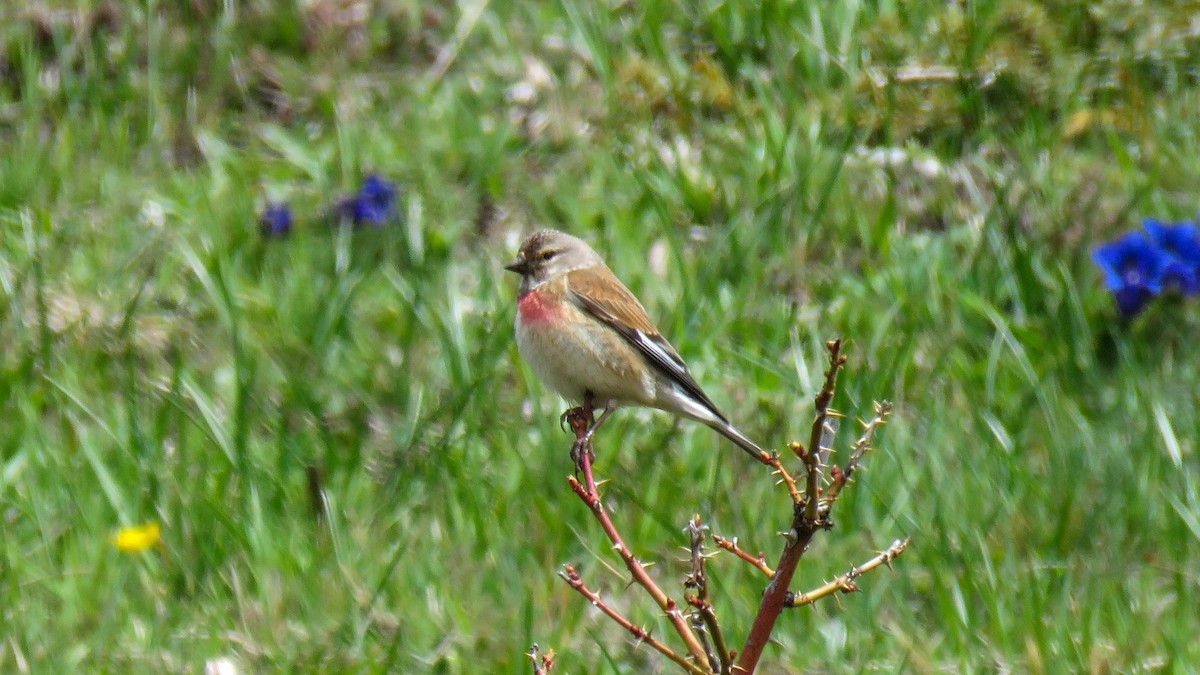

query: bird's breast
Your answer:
[513,288,655,406]
[516,288,561,325]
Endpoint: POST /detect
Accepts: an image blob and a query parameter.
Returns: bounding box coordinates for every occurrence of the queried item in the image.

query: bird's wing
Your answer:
[566,267,728,423]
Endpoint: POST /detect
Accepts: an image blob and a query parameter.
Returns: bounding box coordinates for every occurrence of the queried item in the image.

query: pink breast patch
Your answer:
[518,288,561,324]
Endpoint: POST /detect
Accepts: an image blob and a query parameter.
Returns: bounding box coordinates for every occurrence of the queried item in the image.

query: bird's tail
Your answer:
[709,419,768,460]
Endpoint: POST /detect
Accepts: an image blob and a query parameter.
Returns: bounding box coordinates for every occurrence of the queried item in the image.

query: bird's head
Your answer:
[505,229,604,292]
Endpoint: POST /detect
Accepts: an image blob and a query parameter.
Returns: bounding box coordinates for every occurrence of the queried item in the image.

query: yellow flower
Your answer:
[111,522,161,552]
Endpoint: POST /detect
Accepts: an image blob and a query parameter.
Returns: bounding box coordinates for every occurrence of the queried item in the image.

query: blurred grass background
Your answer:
[2,0,1199,672]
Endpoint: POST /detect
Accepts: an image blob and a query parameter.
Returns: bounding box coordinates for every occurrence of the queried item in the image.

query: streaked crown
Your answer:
[505,229,605,291]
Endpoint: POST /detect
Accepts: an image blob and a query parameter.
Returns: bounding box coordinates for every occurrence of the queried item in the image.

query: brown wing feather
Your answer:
[566,267,729,423]
[565,267,659,332]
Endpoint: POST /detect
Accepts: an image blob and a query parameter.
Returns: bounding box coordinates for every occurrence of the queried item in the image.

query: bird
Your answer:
[504,228,767,461]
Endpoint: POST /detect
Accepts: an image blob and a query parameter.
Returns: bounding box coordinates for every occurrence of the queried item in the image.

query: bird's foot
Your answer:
[561,403,598,473]
[570,435,596,473]
[559,407,578,432]
[560,406,592,435]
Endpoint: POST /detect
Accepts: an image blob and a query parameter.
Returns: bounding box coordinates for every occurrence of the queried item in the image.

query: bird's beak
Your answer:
[504,255,530,274]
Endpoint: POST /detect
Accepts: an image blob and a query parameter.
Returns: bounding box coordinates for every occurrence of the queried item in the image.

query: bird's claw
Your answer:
[561,405,597,472]
[560,407,591,436]
[570,436,595,473]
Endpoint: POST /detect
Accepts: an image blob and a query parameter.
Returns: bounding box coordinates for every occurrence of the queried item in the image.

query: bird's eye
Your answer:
[539,250,557,261]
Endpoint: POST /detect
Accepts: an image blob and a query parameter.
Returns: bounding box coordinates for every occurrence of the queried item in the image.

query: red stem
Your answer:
[565,404,710,668]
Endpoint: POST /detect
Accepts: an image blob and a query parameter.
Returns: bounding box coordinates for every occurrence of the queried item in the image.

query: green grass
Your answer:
[2,0,1199,672]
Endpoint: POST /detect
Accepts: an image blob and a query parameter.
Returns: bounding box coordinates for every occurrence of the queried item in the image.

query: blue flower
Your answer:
[1091,231,1164,318]
[336,174,398,226]
[1143,218,1200,295]
[259,202,293,237]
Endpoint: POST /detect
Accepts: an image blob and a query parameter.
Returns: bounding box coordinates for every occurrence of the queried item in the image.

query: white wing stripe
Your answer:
[633,330,686,373]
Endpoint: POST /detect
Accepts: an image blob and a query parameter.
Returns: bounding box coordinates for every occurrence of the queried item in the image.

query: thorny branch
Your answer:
[784,539,910,608]
[803,341,847,525]
[562,405,710,671]
[684,516,731,673]
[735,340,846,674]
[712,535,774,578]
[823,401,893,506]
[527,644,555,674]
[559,566,709,675]
[765,453,803,504]
[545,340,906,674]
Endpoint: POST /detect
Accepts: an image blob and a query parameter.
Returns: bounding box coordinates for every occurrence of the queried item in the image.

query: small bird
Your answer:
[505,228,767,460]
